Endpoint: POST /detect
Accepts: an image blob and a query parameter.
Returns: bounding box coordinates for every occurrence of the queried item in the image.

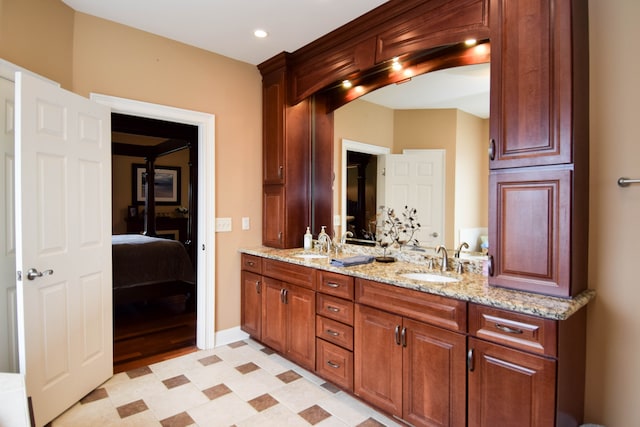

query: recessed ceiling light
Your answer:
[254,29,268,38]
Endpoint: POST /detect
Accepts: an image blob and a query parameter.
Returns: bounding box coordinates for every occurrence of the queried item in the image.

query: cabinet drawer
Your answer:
[262,258,315,289]
[316,315,353,350]
[317,270,354,300]
[355,278,467,332]
[469,304,557,357]
[317,294,354,325]
[241,254,262,274]
[316,339,353,391]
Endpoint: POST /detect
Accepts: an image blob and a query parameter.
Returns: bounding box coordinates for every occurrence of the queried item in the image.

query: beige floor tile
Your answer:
[233,403,309,427]
[270,377,335,413]
[144,383,209,421]
[187,392,256,427]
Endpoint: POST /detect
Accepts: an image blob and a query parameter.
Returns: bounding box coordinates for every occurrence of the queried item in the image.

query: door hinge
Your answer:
[17,271,22,281]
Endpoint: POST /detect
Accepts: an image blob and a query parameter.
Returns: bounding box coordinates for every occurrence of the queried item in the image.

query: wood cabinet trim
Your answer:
[355,278,467,332]
[262,258,315,289]
[469,303,557,357]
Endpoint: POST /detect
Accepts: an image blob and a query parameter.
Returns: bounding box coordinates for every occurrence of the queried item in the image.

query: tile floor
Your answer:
[52,339,403,426]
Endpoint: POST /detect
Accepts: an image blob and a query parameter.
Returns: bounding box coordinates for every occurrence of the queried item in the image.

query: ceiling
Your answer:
[61,0,489,117]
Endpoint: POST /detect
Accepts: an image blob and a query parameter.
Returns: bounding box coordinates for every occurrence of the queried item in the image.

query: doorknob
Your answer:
[430,232,439,238]
[27,268,54,281]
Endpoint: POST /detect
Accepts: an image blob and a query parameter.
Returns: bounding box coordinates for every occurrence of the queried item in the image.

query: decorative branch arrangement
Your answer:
[375,206,421,262]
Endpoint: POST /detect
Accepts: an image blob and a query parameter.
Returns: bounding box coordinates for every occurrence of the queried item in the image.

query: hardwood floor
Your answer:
[113,295,196,373]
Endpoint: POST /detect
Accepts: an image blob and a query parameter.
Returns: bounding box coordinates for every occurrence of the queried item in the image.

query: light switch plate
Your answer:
[242,217,250,230]
[216,217,232,232]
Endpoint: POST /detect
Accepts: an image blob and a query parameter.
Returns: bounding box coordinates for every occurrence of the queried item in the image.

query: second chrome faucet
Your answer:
[435,245,449,272]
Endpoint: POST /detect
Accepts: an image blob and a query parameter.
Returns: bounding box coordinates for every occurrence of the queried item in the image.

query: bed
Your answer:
[112,234,195,307]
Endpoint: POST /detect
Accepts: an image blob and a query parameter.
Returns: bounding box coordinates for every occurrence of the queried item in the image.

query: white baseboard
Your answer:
[214,326,249,348]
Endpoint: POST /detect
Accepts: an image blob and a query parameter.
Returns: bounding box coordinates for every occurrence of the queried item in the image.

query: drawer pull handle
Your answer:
[326,361,340,369]
[467,349,475,372]
[395,325,401,345]
[495,323,523,335]
[325,329,340,337]
[326,282,340,288]
[327,306,340,312]
[246,261,255,267]
[401,327,407,348]
[255,280,261,294]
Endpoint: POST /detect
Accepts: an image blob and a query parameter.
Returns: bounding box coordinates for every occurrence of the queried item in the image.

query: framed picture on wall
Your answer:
[132,164,181,205]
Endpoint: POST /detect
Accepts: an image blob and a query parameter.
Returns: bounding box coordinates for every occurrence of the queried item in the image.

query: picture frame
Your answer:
[132,164,181,205]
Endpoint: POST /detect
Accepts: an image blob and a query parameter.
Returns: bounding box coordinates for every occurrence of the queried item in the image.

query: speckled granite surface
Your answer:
[240,246,595,321]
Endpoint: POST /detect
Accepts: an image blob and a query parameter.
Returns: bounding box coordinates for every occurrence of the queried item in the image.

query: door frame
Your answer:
[91,93,216,350]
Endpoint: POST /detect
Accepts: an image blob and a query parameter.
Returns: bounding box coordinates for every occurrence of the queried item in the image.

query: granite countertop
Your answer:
[240,246,595,321]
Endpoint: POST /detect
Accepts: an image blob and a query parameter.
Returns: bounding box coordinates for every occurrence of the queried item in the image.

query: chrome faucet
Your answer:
[340,231,354,244]
[454,242,469,258]
[435,245,449,271]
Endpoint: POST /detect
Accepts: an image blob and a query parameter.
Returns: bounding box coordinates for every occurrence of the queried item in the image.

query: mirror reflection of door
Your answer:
[346,151,378,240]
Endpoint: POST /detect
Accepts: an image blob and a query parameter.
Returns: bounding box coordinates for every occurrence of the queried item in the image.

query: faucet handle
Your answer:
[425,256,435,269]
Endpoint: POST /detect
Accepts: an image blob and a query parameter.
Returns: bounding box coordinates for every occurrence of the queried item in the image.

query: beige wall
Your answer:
[0,0,74,89]
[3,0,640,423]
[333,99,394,236]
[586,0,640,425]
[1,0,263,332]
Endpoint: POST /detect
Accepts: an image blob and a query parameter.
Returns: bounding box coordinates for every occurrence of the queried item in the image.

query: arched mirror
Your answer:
[333,61,490,255]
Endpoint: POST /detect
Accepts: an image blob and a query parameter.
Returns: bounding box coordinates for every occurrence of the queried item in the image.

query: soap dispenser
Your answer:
[303,227,313,250]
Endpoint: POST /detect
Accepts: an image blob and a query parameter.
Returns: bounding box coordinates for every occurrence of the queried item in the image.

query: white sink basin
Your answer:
[293,253,328,259]
[400,272,460,283]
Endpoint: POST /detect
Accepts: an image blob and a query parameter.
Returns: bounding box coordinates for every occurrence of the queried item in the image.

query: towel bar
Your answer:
[617,177,640,187]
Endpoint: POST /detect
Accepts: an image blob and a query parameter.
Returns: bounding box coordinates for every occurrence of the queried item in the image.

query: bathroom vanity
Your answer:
[240,247,593,427]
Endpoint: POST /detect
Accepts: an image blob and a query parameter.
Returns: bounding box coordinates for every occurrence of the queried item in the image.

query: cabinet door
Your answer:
[263,71,285,184]
[468,337,556,427]
[285,284,316,371]
[354,304,403,417]
[402,319,466,427]
[261,277,286,353]
[489,0,574,168]
[263,185,284,248]
[489,167,572,297]
[240,271,262,339]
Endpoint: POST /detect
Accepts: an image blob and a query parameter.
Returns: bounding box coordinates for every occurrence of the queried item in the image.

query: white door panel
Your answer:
[378,150,445,247]
[15,72,112,426]
[1,76,18,373]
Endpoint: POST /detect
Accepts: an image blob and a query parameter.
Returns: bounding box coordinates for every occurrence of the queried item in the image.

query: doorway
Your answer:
[91,93,216,351]
[110,113,198,371]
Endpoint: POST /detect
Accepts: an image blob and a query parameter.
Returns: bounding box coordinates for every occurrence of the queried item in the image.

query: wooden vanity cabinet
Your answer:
[259,54,311,248]
[354,278,466,427]
[487,0,590,298]
[315,270,355,391]
[240,255,263,339]
[468,303,587,427]
[242,258,315,371]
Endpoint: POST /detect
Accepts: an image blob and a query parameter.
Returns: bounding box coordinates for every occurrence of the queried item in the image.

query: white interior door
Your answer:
[0,76,18,374]
[14,72,112,426]
[378,150,445,247]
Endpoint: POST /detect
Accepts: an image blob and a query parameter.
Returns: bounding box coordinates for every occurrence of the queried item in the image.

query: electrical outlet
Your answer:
[242,217,250,230]
[216,217,232,232]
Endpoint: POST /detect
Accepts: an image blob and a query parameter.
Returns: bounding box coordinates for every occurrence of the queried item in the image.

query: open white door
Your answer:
[378,150,445,247]
[1,76,19,374]
[14,72,112,426]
